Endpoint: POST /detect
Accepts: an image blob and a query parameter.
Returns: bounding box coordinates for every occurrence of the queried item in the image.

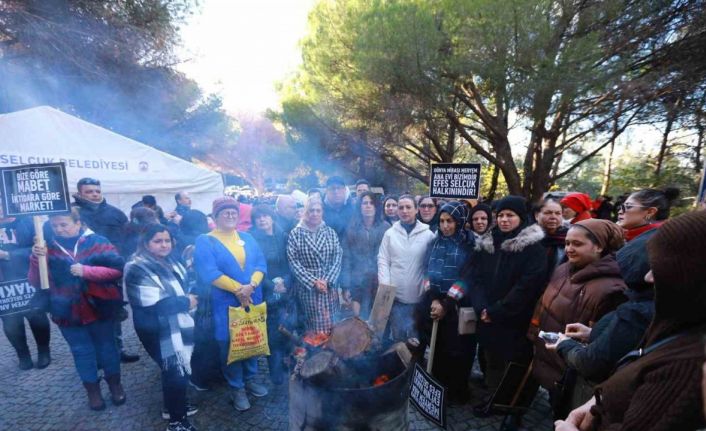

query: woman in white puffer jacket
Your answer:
[378,194,435,341]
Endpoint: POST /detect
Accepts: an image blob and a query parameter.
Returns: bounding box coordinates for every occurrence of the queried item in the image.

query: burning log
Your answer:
[289,348,413,430]
[303,331,330,348]
[289,317,414,430]
[326,317,373,359]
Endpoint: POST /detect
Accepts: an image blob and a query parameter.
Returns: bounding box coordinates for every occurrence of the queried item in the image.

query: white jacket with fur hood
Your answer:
[378,220,436,304]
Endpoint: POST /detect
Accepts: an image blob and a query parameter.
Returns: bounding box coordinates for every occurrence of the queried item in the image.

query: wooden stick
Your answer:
[367,283,396,338]
[427,319,439,374]
[32,216,49,289]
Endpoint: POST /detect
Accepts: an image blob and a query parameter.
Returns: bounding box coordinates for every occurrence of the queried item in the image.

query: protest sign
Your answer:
[410,363,446,429]
[429,163,481,199]
[0,163,69,289]
[1,162,71,217]
[0,278,36,317]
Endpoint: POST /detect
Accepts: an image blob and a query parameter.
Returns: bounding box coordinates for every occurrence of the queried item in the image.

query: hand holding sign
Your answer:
[31,243,47,257]
[2,163,71,290]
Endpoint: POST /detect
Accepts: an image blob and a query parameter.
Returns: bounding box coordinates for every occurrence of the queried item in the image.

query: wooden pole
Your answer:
[427,319,439,374]
[32,216,49,289]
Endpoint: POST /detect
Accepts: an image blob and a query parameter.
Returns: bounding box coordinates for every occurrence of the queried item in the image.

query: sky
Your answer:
[177,0,317,115]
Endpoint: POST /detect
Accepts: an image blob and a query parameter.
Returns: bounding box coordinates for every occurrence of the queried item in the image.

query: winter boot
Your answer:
[230,388,251,411]
[83,381,106,411]
[105,374,126,405]
[36,345,51,369]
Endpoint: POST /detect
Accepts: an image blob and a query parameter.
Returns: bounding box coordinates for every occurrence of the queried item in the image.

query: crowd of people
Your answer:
[1,176,705,431]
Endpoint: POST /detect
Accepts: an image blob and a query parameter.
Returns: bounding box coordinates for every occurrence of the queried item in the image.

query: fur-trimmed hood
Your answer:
[475,223,545,254]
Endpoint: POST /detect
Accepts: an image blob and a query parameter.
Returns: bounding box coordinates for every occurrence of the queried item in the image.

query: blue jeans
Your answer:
[217,340,258,390]
[60,319,120,383]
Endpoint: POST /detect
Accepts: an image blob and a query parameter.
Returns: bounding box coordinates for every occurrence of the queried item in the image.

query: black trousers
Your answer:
[190,314,222,386]
[135,326,188,422]
[1,310,50,357]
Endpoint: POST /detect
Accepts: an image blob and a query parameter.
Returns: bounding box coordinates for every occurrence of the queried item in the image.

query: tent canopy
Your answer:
[0,106,224,214]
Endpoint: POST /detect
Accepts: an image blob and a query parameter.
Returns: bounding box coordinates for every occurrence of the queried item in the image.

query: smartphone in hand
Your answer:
[539,330,561,344]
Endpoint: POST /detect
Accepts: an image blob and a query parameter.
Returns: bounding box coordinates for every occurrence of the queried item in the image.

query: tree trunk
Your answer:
[487,164,500,201]
[695,116,704,173]
[600,139,615,196]
[655,115,674,178]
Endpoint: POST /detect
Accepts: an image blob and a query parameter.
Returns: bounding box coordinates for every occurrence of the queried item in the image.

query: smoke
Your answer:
[0,1,229,162]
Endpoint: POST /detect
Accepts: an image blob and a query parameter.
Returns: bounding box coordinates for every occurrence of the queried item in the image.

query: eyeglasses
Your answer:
[619,203,648,213]
[419,204,436,209]
[219,211,239,218]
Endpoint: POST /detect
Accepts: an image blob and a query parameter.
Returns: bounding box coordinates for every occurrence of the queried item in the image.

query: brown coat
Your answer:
[531,255,627,390]
[592,322,706,431]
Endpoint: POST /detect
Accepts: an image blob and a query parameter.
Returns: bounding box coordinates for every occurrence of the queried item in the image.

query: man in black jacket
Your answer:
[322,176,354,239]
[74,177,139,363]
[74,178,129,255]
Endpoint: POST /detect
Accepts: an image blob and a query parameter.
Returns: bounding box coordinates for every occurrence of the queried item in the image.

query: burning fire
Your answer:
[372,374,390,387]
[302,332,329,347]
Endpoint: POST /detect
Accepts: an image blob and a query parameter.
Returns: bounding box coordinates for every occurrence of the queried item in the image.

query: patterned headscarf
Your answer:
[439,201,469,242]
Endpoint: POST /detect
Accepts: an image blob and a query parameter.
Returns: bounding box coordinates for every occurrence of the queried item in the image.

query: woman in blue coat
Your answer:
[193,197,267,412]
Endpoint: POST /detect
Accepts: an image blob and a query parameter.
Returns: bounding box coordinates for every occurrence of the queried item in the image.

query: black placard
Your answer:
[0,278,36,317]
[409,363,446,428]
[429,163,481,199]
[1,163,71,217]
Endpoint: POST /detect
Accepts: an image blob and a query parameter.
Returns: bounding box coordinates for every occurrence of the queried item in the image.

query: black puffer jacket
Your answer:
[0,216,34,280]
[73,195,128,255]
[556,288,654,384]
[615,228,658,291]
[464,223,548,361]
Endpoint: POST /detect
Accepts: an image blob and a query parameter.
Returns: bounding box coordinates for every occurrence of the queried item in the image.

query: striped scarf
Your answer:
[124,253,194,375]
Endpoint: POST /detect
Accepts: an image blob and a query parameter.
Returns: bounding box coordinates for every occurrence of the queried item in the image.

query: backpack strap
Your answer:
[615,331,690,371]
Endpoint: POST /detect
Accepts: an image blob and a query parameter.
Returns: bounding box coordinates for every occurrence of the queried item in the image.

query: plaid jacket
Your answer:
[287,222,342,332]
[287,223,342,289]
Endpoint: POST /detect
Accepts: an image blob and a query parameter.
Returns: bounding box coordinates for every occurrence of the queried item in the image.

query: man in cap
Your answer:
[323,176,354,239]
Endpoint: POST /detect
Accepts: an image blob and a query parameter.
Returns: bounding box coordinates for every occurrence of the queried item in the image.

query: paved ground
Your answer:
[0,312,553,431]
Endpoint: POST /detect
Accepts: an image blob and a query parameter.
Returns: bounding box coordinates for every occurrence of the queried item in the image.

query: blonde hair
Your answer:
[304,196,323,214]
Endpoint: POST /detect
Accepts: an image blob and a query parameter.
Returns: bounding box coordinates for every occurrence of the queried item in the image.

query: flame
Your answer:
[302,332,329,347]
[373,374,390,387]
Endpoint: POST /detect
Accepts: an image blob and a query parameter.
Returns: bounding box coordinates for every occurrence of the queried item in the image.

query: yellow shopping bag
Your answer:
[227,302,270,364]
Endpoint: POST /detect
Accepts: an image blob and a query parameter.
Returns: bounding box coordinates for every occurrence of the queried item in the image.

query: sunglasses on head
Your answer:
[619,203,648,212]
[78,178,100,187]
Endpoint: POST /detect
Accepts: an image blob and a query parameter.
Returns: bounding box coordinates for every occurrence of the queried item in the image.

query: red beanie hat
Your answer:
[212,196,239,218]
[560,193,592,214]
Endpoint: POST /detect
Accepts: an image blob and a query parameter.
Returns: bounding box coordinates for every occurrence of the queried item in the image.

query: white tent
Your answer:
[0,106,224,214]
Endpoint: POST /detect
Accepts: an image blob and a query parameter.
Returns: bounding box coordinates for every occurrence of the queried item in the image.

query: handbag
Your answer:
[458,306,477,335]
[193,280,214,336]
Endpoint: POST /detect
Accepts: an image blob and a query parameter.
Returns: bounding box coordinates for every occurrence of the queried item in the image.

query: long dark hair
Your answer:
[351,191,383,226]
[630,187,680,221]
